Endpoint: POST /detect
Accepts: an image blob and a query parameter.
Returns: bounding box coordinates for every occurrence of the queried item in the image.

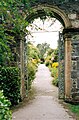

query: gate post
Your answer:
[63,28,79,103]
[58,32,65,99]
[63,30,72,100]
[20,39,26,100]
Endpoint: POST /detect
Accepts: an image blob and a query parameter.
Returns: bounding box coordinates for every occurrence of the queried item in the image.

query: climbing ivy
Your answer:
[0,0,34,66]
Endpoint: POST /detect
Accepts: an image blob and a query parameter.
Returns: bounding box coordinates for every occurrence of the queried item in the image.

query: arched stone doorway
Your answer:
[20,3,79,103]
[25,4,71,99]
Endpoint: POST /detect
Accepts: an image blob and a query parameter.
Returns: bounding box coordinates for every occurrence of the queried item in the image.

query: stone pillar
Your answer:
[63,29,72,100]
[63,28,79,103]
[64,37,71,99]
[20,39,26,100]
[58,32,65,99]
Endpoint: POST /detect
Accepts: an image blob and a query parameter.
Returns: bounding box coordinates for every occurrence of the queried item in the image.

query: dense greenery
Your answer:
[0,0,34,66]
[27,42,40,61]
[0,67,21,106]
[67,104,79,119]
[45,48,59,87]
[0,90,12,120]
[0,0,35,106]
[50,66,58,87]
[26,42,40,90]
[37,43,50,63]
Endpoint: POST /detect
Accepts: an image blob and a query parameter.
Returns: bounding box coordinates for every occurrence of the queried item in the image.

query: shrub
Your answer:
[26,61,36,90]
[45,60,51,66]
[0,67,21,106]
[51,68,58,78]
[52,78,58,87]
[51,67,58,87]
[45,61,50,66]
[0,90,12,120]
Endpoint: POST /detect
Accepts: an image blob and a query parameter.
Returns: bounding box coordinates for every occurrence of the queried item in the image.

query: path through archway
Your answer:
[23,4,72,101]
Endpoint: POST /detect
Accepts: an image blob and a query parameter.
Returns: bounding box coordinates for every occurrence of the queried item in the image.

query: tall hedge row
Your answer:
[0,67,21,106]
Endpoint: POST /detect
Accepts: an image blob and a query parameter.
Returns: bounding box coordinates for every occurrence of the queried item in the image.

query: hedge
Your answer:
[0,90,12,120]
[0,67,21,106]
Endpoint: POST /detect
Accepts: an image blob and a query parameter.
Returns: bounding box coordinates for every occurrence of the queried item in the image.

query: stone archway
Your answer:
[19,1,79,103]
[26,5,71,28]
[23,4,73,101]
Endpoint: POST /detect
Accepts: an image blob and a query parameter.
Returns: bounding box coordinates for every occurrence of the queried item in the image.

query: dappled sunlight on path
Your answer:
[12,64,75,120]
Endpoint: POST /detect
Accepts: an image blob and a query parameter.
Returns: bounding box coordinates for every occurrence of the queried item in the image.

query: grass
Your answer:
[67,104,79,120]
[68,104,79,114]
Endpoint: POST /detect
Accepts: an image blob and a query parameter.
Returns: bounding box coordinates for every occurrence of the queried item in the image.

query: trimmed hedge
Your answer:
[0,67,21,106]
[0,90,12,120]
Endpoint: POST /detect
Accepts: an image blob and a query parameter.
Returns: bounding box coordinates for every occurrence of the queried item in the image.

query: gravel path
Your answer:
[12,64,75,120]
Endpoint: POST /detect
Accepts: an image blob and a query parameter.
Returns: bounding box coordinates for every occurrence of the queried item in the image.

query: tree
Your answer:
[37,42,50,62]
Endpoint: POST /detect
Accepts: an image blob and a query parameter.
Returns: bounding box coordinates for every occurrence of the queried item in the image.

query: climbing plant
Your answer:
[0,0,35,107]
[0,0,35,66]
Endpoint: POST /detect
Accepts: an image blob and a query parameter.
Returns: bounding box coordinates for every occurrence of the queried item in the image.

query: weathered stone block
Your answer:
[68,14,76,20]
[72,56,77,61]
[72,20,79,28]
[77,72,79,77]
[77,62,79,70]
[77,78,79,88]
[71,71,77,78]
[72,61,77,70]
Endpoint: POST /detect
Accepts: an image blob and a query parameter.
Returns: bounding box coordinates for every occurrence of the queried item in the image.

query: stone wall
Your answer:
[71,34,79,101]
[19,0,79,101]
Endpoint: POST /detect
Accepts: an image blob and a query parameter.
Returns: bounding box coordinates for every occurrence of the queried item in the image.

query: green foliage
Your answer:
[45,60,50,66]
[26,42,40,90]
[44,47,59,87]
[37,42,50,61]
[27,42,40,61]
[53,49,59,62]
[0,67,21,106]
[51,68,58,87]
[52,77,58,87]
[45,60,51,67]
[26,61,36,90]
[68,104,79,118]
[0,0,33,66]
[0,90,12,120]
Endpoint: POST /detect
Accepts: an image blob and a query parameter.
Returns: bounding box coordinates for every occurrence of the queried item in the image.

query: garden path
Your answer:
[12,64,75,120]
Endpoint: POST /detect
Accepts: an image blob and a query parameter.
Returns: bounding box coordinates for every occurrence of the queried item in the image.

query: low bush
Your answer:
[51,68,58,78]
[50,67,58,87]
[0,90,12,120]
[45,60,51,66]
[52,78,58,87]
[0,67,21,106]
[26,61,37,90]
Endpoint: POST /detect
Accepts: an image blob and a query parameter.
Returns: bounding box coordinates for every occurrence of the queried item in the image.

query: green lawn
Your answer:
[68,104,79,119]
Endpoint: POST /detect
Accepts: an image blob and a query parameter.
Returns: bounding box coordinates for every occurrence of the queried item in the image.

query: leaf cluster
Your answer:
[0,90,12,120]
[25,42,40,90]
[0,67,21,106]
[0,0,33,66]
